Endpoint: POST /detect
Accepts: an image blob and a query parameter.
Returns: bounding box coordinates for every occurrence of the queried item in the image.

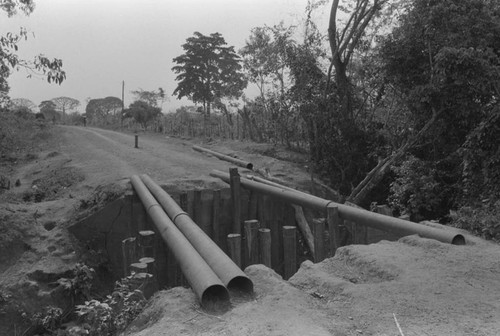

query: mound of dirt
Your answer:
[123,232,500,336]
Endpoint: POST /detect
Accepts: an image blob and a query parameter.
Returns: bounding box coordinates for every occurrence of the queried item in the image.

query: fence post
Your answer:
[312,219,325,263]
[327,205,342,256]
[121,237,136,277]
[244,220,260,266]
[258,228,271,268]
[229,168,241,234]
[212,189,221,246]
[138,230,155,258]
[227,233,242,268]
[283,226,297,279]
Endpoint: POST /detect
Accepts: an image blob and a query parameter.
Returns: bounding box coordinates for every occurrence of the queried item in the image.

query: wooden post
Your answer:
[180,192,188,212]
[327,205,342,256]
[212,190,221,246]
[132,194,147,232]
[244,219,260,266]
[121,237,136,277]
[292,205,315,259]
[138,230,155,258]
[258,228,271,268]
[229,168,241,234]
[227,233,242,268]
[134,134,138,148]
[282,226,297,280]
[312,219,325,263]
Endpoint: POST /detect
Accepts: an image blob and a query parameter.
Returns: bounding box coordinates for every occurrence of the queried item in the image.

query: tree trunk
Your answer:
[348,108,442,205]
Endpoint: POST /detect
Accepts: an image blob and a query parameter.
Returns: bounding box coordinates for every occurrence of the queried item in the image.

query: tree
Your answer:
[131,88,166,108]
[172,32,247,136]
[52,97,80,122]
[85,96,122,125]
[10,97,36,111]
[328,0,389,119]
[0,1,65,107]
[39,100,59,121]
[351,0,500,208]
[123,100,161,129]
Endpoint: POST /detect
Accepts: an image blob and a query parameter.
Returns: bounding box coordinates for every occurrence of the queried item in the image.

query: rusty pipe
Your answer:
[140,174,254,294]
[130,175,230,308]
[210,170,465,245]
[193,145,253,170]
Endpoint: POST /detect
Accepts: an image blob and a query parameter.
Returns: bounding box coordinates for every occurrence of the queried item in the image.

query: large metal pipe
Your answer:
[193,145,254,170]
[130,175,230,308]
[210,170,466,245]
[140,174,254,294]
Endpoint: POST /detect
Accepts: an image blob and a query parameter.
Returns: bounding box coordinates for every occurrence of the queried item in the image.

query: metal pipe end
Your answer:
[246,163,254,170]
[201,284,231,312]
[227,276,254,294]
[451,234,466,245]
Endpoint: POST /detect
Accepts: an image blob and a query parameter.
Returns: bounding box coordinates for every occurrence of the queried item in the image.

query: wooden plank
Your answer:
[227,233,242,268]
[244,220,260,267]
[283,226,297,280]
[312,218,325,263]
[229,168,242,234]
[131,193,147,232]
[138,230,155,258]
[327,205,342,256]
[248,191,258,220]
[212,189,221,246]
[258,228,272,268]
[121,237,136,277]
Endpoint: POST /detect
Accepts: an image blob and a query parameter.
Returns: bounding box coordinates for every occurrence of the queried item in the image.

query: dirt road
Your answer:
[55,126,238,189]
[2,125,500,336]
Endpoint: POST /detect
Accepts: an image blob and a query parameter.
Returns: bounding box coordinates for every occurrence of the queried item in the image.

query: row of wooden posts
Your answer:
[118,167,396,292]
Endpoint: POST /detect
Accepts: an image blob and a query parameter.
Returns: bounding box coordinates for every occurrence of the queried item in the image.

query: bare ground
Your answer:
[0,125,499,335]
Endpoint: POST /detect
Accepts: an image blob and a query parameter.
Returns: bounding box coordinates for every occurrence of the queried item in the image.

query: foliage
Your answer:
[30,306,63,334]
[39,100,59,122]
[451,200,500,242]
[172,32,247,136]
[389,156,459,221]
[0,106,52,157]
[460,104,500,201]
[10,97,36,111]
[51,96,80,121]
[1,1,65,107]
[85,96,122,125]
[73,273,147,336]
[131,88,165,108]
[123,100,161,129]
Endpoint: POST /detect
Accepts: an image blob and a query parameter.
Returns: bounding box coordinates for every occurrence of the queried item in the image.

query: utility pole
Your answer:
[121,80,125,128]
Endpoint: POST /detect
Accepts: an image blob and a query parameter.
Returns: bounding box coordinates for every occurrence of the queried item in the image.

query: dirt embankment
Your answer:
[1,125,499,336]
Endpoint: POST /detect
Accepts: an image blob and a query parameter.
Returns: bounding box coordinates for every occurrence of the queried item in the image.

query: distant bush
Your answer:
[451,200,500,242]
[0,109,53,157]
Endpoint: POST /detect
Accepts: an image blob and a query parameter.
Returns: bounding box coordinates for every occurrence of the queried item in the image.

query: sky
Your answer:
[1,0,330,113]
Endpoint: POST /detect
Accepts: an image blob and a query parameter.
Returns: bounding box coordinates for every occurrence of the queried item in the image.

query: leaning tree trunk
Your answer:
[348,108,443,205]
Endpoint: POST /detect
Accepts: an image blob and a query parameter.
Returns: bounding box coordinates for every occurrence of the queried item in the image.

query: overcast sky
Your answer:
[1,0,331,113]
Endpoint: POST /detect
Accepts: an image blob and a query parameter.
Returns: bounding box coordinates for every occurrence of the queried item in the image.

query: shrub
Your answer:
[450,200,500,242]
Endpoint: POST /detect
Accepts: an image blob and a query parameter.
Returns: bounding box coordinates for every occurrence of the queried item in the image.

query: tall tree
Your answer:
[123,100,161,129]
[350,0,500,207]
[172,32,247,136]
[131,88,166,108]
[39,100,59,121]
[328,0,388,120]
[51,96,80,122]
[10,98,36,111]
[85,96,122,125]
[0,1,65,107]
